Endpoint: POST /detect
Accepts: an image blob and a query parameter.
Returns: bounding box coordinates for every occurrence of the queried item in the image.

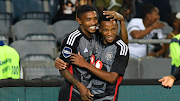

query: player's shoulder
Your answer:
[115,39,127,47]
[65,29,82,46]
[115,39,129,55]
[68,29,82,38]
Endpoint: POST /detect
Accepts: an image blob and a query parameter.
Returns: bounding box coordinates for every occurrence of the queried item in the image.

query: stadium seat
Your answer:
[24,32,57,55]
[140,57,171,79]
[123,58,139,79]
[0,0,6,13]
[49,0,59,21]
[28,40,57,56]
[10,40,45,60]
[24,66,60,80]
[52,20,79,45]
[0,0,13,35]
[21,60,61,80]
[12,20,50,40]
[13,0,51,24]
[24,53,52,61]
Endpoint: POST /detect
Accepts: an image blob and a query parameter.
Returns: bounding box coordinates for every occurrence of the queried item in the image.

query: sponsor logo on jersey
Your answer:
[90,55,95,65]
[105,52,113,60]
[84,48,88,53]
[95,60,103,69]
[62,46,72,58]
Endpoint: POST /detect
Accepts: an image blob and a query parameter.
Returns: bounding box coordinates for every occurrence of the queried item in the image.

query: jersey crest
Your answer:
[105,52,113,60]
[62,46,72,58]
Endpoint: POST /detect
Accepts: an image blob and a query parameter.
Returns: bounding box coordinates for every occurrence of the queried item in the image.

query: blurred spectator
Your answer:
[164,12,180,58]
[53,0,92,23]
[142,0,172,22]
[167,12,180,74]
[170,33,180,74]
[95,0,134,20]
[0,41,21,80]
[127,4,165,58]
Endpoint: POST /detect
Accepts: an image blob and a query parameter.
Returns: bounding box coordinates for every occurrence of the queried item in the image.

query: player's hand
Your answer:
[70,52,88,68]
[78,83,94,101]
[55,57,67,70]
[103,11,124,21]
[158,75,176,89]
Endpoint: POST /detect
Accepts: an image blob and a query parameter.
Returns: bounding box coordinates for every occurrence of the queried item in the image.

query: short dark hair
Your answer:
[167,13,177,28]
[98,12,116,25]
[76,5,96,19]
[141,4,156,19]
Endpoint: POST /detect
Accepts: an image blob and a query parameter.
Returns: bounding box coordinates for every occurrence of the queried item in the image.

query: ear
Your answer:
[76,17,82,25]
[146,13,151,19]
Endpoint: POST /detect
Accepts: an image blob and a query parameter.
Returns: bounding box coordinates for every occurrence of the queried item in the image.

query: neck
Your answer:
[80,26,92,38]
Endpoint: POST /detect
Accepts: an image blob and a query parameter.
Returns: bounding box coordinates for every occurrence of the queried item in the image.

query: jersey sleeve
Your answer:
[110,41,129,76]
[59,34,79,63]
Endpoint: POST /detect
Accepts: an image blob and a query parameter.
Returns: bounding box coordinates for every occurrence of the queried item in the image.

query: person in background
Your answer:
[0,41,21,80]
[53,0,92,23]
[164,12,180,58]
[158,34,180,88]
[142,0,172,22]
[163,12,180,74]
[95,0,134,20]
[127,4,165,58]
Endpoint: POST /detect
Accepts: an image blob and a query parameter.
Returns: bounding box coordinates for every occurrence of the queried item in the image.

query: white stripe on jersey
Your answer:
[66,30,81,46]
[116,40,128,56]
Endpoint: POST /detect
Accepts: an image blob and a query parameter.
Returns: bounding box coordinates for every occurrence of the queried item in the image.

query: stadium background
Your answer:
[0,0,180,101]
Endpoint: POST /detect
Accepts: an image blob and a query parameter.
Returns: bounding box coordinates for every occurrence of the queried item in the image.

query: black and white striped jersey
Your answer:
[59,27,99,101]
[90,37,129,101]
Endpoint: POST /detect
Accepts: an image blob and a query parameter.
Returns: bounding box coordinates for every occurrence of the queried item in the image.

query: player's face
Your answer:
[99,21,118,44]
[77,11,98,36]
[149,7,160,23]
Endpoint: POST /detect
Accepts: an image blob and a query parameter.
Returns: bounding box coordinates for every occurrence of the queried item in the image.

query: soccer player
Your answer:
[57,5,98,101]
[69,11,129,100]
[55,9,129,100]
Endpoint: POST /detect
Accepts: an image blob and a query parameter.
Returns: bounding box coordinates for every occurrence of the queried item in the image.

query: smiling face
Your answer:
[99,21,118,44]
[77,11,98,37]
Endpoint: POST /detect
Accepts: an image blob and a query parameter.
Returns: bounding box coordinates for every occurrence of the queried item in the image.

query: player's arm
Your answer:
[55,57,93,100]
[55,35,93,100]
[70,52,118,84]
[103,11,128,44]
[70,52,128,84]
